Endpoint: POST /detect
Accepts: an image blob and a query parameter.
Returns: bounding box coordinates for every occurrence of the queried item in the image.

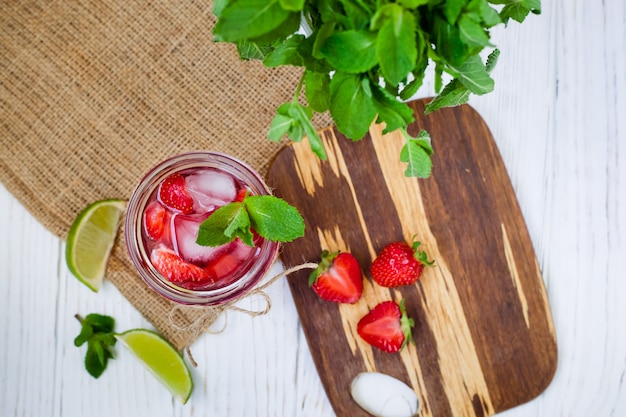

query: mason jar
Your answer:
[125,151,279,305]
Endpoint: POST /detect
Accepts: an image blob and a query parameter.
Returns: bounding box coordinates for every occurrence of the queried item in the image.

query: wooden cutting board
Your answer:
[266,98,557,417]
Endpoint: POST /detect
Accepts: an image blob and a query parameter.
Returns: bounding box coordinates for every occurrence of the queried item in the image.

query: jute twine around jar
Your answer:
[0,0,332,351]
[168,262,318,366]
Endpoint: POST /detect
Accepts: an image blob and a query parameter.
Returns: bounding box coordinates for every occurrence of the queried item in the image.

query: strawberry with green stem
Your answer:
[309,250,363,304]
[357,299,415,353]
[371,239,434,288]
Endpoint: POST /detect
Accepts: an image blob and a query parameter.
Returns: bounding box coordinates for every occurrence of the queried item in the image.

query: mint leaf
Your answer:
[75,313,117,379]
[304,71,330,112]
[320,30,378,74]
[197,202,252,247]
[245,195,305,243]
[371,84,414,133]
[298,35,332,73]
[475,0,502,27]
[75,313,115,348]
[400,130,433,178]
[223,202,254,246]
[85,339,109,378]
[247,10,302,44]
[214,0,293,42]
[485,48,500,72]
[74,324,93,347]
[279,0,305,12]
[424,79,471,114]
[268,112,295,141]
[494,0,541,24]
[399,73,425,101]
[443,0,467,24]
[339,0,371,29]
[213,0,228,17]
[237,40,278,60]
[87,313,115,333]
[311,21,335,59]
[329,72,377,140]
[458,14,493,47]
[268,101,327,159]
[287,101,327,159]
[397,0,429,6]
[426,48,499,114]
[399,50,429,100]
[197,195,305,246]
[268,102,304,143]
[434,61,444,93]
[263,35,305,67]
[446,54,494,95]
[375,5,418,86]
[432,14,472,67]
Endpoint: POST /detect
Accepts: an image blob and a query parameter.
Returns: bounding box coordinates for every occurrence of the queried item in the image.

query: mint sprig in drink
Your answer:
[125,152,303,305]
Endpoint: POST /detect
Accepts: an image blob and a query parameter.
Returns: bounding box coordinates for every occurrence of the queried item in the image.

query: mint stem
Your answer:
[293,72,305,102]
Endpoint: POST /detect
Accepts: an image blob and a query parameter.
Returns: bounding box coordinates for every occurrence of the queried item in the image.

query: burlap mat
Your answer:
[0,0,329,350]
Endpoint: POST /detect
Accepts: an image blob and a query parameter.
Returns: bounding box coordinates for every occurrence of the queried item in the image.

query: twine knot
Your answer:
[168,262,318,366]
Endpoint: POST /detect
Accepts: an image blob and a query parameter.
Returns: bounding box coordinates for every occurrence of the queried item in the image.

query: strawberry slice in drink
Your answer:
[150,244,212,284]
[158,173,194,214]
[143,201,170,242]
[205,239,257,287]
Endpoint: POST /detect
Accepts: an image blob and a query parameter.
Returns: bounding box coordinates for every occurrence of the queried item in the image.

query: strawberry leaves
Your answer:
[196,194,305,247]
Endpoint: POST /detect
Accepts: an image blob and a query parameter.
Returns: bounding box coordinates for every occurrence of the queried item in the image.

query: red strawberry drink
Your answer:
[125,152,279,305]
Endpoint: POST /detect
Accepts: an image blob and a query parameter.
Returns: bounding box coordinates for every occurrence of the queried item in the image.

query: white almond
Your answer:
[350,372,419,417]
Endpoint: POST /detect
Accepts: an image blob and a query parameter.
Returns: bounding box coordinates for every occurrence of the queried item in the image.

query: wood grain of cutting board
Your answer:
[267,98,557,417]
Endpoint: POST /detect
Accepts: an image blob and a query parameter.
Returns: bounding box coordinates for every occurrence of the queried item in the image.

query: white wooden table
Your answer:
[1,1,625,416]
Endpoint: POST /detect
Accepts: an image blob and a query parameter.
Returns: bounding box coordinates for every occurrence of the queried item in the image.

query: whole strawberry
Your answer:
[370,240,433,287]
[357,299,414,353]
[309,250,363,304]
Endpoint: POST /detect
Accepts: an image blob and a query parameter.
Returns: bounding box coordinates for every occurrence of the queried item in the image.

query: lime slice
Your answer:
[115,329,193,404]
[65,199,126,292]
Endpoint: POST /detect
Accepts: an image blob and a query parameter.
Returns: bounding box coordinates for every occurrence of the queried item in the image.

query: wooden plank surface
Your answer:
[267,98,558,417]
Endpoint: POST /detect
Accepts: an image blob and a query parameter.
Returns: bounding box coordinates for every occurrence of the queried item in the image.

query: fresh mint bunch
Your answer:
[196,194,305,247]
[213,0,540,177]
[74,313,117,378]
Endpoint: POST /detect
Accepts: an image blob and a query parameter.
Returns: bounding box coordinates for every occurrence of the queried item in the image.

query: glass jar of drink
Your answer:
[125,152,279,305]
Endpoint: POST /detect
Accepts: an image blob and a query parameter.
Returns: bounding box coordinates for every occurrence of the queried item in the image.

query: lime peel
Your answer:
[115,329,193,404]
[65,199,126,292]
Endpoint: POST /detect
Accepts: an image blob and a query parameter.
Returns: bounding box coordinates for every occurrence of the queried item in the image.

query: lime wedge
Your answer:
[115,329,193,404]
[65,199,126,292]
